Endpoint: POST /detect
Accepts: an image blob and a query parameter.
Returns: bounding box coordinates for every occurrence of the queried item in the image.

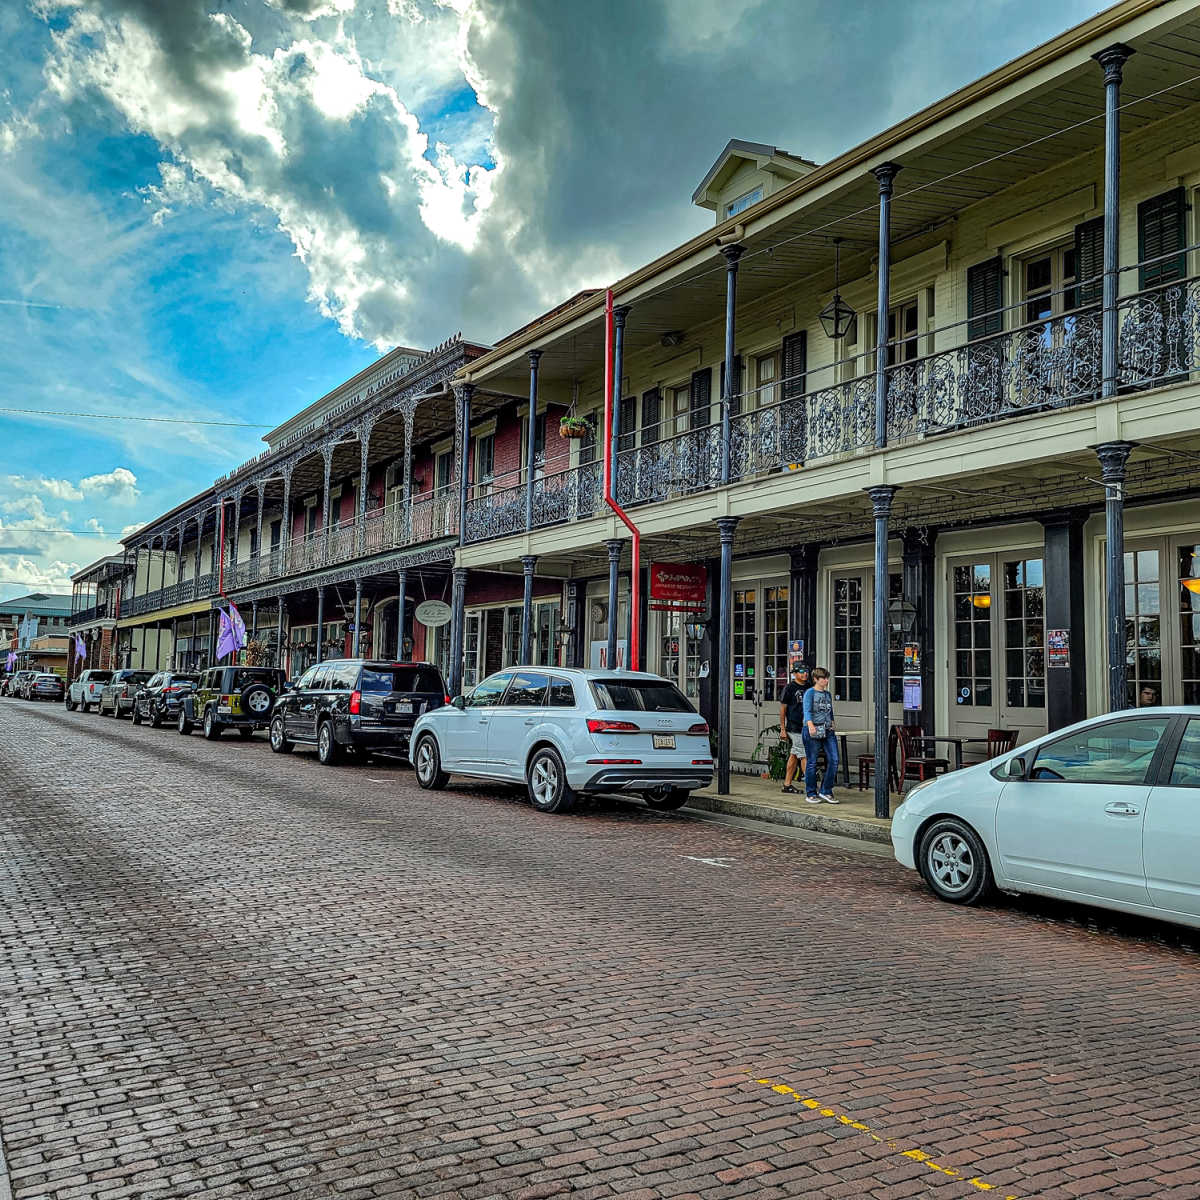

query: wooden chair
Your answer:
[985,728,1019,759]
[858,725,900,791]
[897,724,950,793]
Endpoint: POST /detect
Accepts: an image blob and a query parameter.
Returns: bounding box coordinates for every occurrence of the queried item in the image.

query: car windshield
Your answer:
[361,666,444,694]
[590,678,693,713]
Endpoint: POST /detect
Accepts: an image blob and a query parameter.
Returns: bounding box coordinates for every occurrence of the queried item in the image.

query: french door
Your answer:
[729,580,789,760]
[948,552,1046,744]
[655,611,703,706]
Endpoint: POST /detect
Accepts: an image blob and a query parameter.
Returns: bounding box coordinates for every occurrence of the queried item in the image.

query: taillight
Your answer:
[444,694,452,705]
[688,721,709,735]
[586,758,644,765]
[587,719,640,733]
[349,690,361,715]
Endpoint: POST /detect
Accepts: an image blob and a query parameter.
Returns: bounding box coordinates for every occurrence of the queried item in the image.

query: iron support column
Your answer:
[520,555,537,664]
[395,569,407,660]
[720,246,744,485]
[610,307,629,499]
[315,585,325,664]
[352,578,363,658]
[448,567,468,697]
[901,526,936,732]
[320,447,334,565]
[455,384,474,547]
[1041,510,1089,730]
[1095,43,1134,399]
[276,599,285,672]
[251,600,258,641]
[871,162,901,450]
[715,516,739,795]
[525,351,542,533]
[867,485,897,818]
[788,545,818,671]
[605,538,622,669]
[1098,441,1135,711]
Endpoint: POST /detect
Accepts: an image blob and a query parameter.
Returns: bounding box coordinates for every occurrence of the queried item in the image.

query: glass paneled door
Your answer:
[948,553,1047,746]
[655,610,703,706]
[730,580,789,761]
[830,572,871,739]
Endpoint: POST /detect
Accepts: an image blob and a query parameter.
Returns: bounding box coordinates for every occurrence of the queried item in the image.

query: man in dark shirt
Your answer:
[778,664,809,794]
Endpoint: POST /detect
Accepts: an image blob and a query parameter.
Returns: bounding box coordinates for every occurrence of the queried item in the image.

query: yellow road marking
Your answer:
[749,1075,1018,1198]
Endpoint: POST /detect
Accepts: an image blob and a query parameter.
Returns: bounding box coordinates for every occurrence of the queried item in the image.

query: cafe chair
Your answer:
[985,728,1019,759]
[897,725,950,794]
[858,725,901,791]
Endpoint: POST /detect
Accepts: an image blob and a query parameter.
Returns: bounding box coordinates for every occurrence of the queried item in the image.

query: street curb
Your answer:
[684,794,892,845]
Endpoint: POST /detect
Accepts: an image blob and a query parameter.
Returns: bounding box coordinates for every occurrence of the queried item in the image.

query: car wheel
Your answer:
[918,818,993,906]
[241,683,274,720]
[65,697,76,712]
[413,735,448,789]
[178,709,192,736]
[269,715,293,754]
[131,702,142,725]
[149,704,162,729]
[202,708,222,740]
[644,788,690,811]
[238,727,254,741]
[527,747,576,814]
[317,720,342,765]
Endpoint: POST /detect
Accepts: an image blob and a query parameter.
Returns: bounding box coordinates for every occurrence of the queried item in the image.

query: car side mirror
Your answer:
[1004,756,1027,780]
[451,695,466,710]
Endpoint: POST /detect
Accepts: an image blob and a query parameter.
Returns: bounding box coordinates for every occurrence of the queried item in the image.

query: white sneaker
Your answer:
[819,793,839,804]
[805,795,821,804]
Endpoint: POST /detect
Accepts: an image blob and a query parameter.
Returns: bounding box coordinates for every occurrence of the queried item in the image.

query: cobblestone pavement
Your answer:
[2,699,1200,1200]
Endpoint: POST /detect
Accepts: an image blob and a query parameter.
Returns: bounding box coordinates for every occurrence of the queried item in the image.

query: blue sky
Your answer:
[0,0,1101,602]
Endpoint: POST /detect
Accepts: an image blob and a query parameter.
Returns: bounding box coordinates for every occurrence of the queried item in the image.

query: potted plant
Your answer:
[559,414,591,439]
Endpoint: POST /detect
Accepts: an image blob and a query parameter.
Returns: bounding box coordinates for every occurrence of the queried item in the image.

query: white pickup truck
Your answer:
[66,668,114,712]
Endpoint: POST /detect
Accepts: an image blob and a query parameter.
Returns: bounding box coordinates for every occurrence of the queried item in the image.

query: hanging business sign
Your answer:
[415,599,452,628]
[649,562,707,612]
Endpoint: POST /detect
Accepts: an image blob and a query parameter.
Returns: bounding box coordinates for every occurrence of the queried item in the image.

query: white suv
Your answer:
[66,668,114,712]
[410,667,713,814]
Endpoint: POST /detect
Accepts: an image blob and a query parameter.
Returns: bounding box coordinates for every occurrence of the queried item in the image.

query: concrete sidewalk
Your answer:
[686,773,902,845]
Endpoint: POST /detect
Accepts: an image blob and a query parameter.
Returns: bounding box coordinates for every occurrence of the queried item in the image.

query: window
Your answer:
[467,671,512,707]
[532,412,546,461]
[361,666,444,694]
[725,187,763,219]
[1125,548,1161,708]
[953,563,992,708]
[755,353,779,408]
[309,664,333,690]
[548,677,576,707]
[618,395,636,453]
[591,678,692,713]
[305,503,319,535]
[1004,558,1045,708]
[887,573,904,705]
[886,300,919,366]
[1180,545,1200,705]
[1023,245,1079,327]
[270,520,281,552]
[476,434,495,484]
[1031,717,1168,784]
[1168,719,1200,786]
[502,672,548,706]
[435,451,454,494]
[832,576,863,704]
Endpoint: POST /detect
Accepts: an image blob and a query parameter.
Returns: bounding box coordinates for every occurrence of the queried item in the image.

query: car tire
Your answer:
[131,703,142,726]
[149,705,162,729]
[65,697,76,712]
[413,735,448,790]
[918,818,994,906]
[317,719,342,765]
[238,727,254,741]
[644,788,690,811]
[269,715,293,754]
[178,709,192,736]
[241,682,274,721]
[526,747,576,814]
[202,708,222,740]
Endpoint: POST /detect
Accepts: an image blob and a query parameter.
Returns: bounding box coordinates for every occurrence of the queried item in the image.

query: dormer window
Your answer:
[725,187,763,219]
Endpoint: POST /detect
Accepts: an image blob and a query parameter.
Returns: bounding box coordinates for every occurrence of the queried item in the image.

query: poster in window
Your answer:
[1047,628,1070,668]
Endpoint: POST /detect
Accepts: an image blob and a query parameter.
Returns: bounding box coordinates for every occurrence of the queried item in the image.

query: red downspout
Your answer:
[601,289,641,671]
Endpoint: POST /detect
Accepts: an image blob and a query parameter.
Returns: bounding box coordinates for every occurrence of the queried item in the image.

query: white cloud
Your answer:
[120,522,146,539]
[79,466,140,503]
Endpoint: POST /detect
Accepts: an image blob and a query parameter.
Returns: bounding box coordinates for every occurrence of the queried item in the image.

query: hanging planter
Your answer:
[559,415,591,439]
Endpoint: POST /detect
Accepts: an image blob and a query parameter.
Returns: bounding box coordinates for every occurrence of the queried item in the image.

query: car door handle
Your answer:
[523,719,535,726]
[1104,801,1141,816]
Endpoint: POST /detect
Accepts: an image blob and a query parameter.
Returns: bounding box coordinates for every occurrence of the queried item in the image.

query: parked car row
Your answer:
[3,670,66,700]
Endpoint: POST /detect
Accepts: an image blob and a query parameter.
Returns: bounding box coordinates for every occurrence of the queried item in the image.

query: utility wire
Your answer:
[0,526,123,537]
[1,407,273,429]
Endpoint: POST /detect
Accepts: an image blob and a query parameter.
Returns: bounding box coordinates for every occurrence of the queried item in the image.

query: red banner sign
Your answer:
[650,562,707,610]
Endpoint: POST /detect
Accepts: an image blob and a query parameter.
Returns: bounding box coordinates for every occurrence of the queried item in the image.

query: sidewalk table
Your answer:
[921,734,965,770]
[833,729,872,790]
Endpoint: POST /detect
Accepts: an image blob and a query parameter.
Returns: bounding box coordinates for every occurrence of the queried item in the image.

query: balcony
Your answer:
[70,603,112,626]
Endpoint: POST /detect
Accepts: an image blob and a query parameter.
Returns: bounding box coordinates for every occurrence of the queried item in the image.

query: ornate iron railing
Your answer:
[464,481,524,542]
[70,603,112,625]
[1116,275,1200,389]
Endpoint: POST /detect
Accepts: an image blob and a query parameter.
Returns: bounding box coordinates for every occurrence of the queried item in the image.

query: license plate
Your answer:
[387,700,414,715]
[217,705,232,714]
[653,733,676,750]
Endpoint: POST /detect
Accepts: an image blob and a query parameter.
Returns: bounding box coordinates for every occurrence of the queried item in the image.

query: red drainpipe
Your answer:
[601,289,641,671]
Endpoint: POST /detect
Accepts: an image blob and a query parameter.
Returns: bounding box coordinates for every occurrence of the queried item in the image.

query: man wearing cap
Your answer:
[778,664,809,794]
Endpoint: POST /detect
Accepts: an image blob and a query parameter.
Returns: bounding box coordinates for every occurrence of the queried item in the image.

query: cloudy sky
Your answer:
[0,0,1099,602]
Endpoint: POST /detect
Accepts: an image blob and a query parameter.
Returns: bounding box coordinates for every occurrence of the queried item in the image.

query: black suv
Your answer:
[133,671,200,727]
[269,659,447,765]
[180,666,286,739]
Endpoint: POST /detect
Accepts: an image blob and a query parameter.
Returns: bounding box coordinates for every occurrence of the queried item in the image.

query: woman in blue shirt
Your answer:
[801,667,839,803]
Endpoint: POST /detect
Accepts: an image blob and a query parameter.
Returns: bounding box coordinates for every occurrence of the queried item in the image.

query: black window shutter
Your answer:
[689,368,712,430]
[1138,187,1187,289]
[719,356,744,416]
[640,388,661,445]
[966,258,1004,340]
[618,395,636,451]
[1074,217,1104,307]
[781,332,807,402]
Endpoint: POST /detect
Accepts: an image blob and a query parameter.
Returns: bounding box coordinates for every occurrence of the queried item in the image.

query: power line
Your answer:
[1,407,272,429]
[0,526,121,537]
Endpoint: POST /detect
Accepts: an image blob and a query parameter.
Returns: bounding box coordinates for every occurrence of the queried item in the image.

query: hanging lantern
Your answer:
[971,594,992,609]
[818,238,857,340]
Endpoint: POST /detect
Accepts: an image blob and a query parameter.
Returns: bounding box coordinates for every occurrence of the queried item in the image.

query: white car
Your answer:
[410,667,714,813]
[892,707,1200,929]
[66,668,114,712]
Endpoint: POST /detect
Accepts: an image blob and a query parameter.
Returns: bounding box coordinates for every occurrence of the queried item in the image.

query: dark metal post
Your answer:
[715,516,739,794]
[352,578,363,657]
[395,569,408,659]
[455,384,473,548]
[605,538,621,669]
[871,162,901,449]
[788,545,818,671]
[525,350,542,533]
[315,585,325,664]
[520,555,537,664]
[276,599,285,672]
[901,526,936,733]
[720,245,744,485]
[610,307,629,498]
[1095,44,1134,399]
[867,486,896,818]
[251,600,258,641]
[1041,511,1089,730]
[448,566,468,696]
[1098,441,1135,711]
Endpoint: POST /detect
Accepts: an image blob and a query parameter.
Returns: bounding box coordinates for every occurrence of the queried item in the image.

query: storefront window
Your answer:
[1125,549,1161,707]
[887,573,903,704]
[953,563,992,707]
[761,585,789,704]
[1179,546,1200,705]
[1004,558,1045,708]
[832,577,863,703]
[732,589,756,704]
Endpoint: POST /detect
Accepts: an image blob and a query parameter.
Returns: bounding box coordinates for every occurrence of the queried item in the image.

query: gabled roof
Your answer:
[691,139,818,210]
[0,592,73,616]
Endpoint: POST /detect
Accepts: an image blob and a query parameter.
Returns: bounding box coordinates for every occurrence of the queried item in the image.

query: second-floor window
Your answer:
[886,300,919,366]
[726,187,763,218]
[270,520,281,552]
[435,450,453,494]
[476,434,494,485]
[1023,245,1079,326]
[755,352,779,408]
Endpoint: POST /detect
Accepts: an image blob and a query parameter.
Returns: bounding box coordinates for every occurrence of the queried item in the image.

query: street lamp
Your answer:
[818,238,856,341]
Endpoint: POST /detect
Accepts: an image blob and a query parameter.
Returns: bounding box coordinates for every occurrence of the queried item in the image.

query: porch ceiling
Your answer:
[469,4,1200,398]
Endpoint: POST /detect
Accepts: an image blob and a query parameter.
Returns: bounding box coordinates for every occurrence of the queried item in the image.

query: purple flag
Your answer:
[5,651,15,672]
[216,608,237,661]
[74,634,86,662]
[228,602,247,653]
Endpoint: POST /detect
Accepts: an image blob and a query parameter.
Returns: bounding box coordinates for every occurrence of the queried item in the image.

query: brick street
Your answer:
[2,699,1200,1199]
